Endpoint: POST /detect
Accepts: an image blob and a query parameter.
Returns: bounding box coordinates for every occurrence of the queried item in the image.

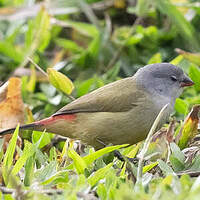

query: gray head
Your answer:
[135,63,194,101]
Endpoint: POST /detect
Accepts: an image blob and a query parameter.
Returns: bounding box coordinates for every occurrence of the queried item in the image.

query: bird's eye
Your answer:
[170,76,177,82]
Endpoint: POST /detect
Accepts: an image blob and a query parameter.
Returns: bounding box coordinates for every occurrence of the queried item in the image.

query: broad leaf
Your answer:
[47,68,74,95]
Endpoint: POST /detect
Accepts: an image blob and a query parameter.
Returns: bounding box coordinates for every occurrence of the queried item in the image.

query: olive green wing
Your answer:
[53,77,145,116]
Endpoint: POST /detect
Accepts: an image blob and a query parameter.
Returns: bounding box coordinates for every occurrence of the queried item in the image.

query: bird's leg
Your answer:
[113,150,125,162]
[96,138,124,161]
[127,157,139,164]
[96,138,138,164]
[96,138,107,147]
[114,150,139,164]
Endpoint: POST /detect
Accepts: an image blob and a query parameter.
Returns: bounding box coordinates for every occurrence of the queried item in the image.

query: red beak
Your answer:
[180,75,194,87]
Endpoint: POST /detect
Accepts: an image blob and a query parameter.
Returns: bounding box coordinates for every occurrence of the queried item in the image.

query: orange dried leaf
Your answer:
[166,120,176,143]
[0,77,24,151]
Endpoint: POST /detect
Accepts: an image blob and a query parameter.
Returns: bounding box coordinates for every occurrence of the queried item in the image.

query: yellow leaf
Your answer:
[178,105,200,149]
[148,53,162,64]
[126,143,141,158]
[47,68,74,95]
[143,161,158,173]
[114,0,126,9]
[162,175,173,185]
[170,55,183,65]
[68,147,87,174]
[26,65,36,92]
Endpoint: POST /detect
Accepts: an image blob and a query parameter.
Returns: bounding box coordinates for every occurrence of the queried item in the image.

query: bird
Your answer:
[0,63,194,149]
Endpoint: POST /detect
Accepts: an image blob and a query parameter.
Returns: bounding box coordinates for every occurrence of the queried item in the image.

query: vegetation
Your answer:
[0,0,200,199]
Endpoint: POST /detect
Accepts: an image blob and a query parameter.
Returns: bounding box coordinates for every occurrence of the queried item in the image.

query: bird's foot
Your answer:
[114,150,138,164]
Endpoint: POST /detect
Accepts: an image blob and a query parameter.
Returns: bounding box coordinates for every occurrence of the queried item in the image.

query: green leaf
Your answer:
[25,7,51,52]
[24,156,34,186]
[47,68,74,95]
[135,0,151,17]
[158,159,175,176]
[126,33,143,45]
[11,140,35,176]
[4,194,15,200]
[26,65,36,93]
[143,162,158,173]
[3,125,19,169]
[189,65,200,92]
[75,33,100,68]
[170,55,183,65]
[0,41,23,63]
[88,163,113,187]
[76,78,95,97]
[155,0,200,51]
[105,64,120,81]
[180,175,192,191]
[125,143,141,158]
[170,143,185,163]
[32,131,52,149]
[60,20,99,38]
[97,183,107,200]
[55,38,84,54]
[2,125,19,185]
[190,156,200,171]
[148,53,162,64]
[66,144,128,171]
[170,155,185,172]
[87,33,100,58]
[83,144,129,166]
[34,161,57,182]
[175,98,188,114]
[68,147,87,174]
[41,170,69,185]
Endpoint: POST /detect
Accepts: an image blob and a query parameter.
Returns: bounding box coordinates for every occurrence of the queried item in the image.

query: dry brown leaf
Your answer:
[0,77,25,151]
[166,120,176,143]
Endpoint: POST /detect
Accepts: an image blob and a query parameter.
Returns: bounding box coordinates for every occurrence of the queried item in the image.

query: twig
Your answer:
[136,104,169,184]
[176,170,200,177]
[28,57,48,77]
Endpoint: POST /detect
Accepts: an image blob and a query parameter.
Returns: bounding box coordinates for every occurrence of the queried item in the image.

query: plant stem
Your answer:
[136,103,169,183]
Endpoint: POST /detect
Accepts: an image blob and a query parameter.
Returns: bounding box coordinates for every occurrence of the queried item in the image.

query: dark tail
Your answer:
[0,123,39,136]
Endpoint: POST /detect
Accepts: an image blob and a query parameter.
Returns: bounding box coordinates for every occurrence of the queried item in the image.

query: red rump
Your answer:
[38,114,76,126]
